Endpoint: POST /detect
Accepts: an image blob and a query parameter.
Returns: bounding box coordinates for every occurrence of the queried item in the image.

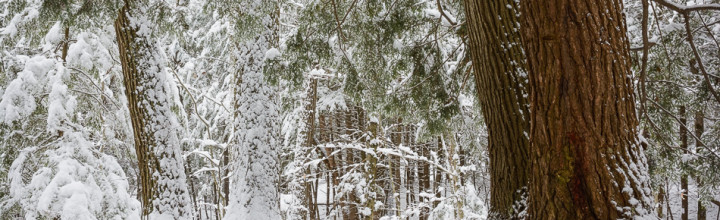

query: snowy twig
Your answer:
[170,68,214,138]
[651,0,720,13]
[651,0,720,104]
[435,0,456,26]
[69,67,121,109]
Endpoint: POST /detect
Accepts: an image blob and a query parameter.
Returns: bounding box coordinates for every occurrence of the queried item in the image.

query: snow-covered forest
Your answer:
[0,0,719,219]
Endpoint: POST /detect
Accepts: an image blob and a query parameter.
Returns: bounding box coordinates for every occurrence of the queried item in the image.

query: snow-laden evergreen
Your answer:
[224,1,281,219]
[0,53,140,218]
[6,131,141,220]
[0,4,141,216]
[116,1,194,218]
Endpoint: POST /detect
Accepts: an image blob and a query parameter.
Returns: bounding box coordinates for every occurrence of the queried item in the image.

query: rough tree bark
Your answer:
[519,0,654,219]
[463,0,530,218]
[115,0,193,218]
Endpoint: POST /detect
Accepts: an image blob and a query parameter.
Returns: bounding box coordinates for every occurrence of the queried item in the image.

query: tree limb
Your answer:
[436,0,457,26]
[682,13,720,104]
[651,0,720,13]
[639,0,650,119]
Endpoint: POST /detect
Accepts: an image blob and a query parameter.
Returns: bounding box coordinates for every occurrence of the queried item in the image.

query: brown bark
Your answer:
[306,79,318,220]
[519,0,653,219]
[462,0,530,218]
[61,27,69,62]
[712,199,720,207]
[695,111,706,220]
[698,199,707,220]
[115,4,158,217]
[222,147,229,208]
[115,1,191,217]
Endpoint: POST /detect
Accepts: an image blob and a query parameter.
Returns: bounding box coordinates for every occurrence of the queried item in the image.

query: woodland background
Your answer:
[0,0,719,219]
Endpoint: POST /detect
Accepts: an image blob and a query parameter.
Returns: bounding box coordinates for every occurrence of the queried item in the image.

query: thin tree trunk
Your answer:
[326,171,331,218]
[364,121,380,220]
[299,78,318,220]
[222,147,229,212]
[696,111,706,220]
[680,106,688,220]
[433,137,443,210]
[61,27,69,62]
[519,0,654,219]
[391,118,402,217]
[420,143,430,220]
[668,181,675,220]
[462,0,529,218]
[314,175,321,219]
[304,171,312,220]
[699,193,707,220]
[659,184,665,218]
[343,108,356,220]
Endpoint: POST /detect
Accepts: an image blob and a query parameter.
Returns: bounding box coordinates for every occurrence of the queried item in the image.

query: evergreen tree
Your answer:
[225,0,281,219]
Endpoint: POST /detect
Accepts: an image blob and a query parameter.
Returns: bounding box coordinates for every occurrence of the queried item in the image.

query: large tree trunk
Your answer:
[226,1,281,219]
[115,1,193,218]
[518,0,654,219]
[463,0,530,218]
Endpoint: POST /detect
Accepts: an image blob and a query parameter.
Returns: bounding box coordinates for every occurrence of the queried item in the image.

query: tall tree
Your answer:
[519,0,654,218]
[225,0,281,219]
[695,110,705,220]
[680,106,688,220]
[115,0,193,218]
[463,0,530,218]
